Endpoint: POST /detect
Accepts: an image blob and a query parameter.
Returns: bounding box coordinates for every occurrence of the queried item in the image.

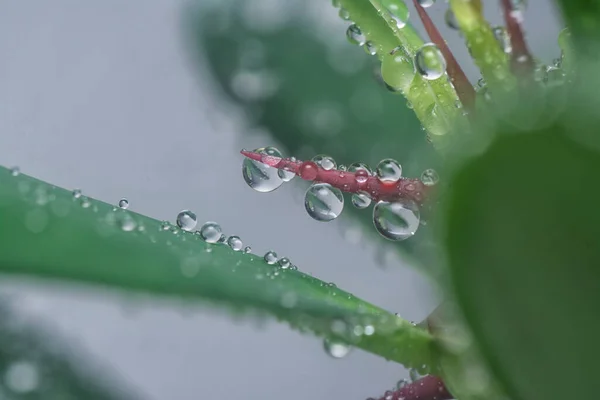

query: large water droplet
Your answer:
[373,200,420,241]
[227,235,243,251]
[364,41,377,56]
[323,338,352,358]
[242,147,284,193]
[415,43,446,80]
[421,169,439,186]
[4,361,39,394]
[351,192,372,209]
[376,159,402,183]
[417,0,435,7]
[346,24,366,46]
[312,155,337,171]
[264,251,278,265]
[305,183,344,222]
[200,222,222,243]
[118,198,129,209]
[177,210,197,231]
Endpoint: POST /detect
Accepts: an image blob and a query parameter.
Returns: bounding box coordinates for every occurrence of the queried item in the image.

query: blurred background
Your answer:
[0,1,561,399]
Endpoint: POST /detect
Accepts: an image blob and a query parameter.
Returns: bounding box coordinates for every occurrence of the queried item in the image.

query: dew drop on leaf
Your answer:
[348,163,371,184]
[200,221,222,243]
[227,235,243,251]
[278,257,291,269]
[118,198,129,210]
[72,189,82,199]
[346,24,366,46]
[415,43,446,80]
[376,159,402,183]
[421,169,439,186]
[323,338,352,359]
[373,200,420,241]
[264,251,278,265]
[351,192,372,209]
[305,183,344,222]
[242,147,284,193]
[177,210,197,232]
[9,166,20,177]
[312,154,337,171]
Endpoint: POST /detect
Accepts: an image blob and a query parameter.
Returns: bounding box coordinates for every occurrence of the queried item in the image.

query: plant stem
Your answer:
[376,375,452,400]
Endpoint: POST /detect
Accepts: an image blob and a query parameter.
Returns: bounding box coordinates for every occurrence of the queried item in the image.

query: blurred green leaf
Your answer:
[0,167,436,370]
[0,300,142,400]
[444,126,600,400]
[555,0,600,57]
[183,3,443,267]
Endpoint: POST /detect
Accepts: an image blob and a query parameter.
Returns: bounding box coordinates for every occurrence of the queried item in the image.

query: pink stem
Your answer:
[241,150,432,205]
[376,375,453,400]
[500,0,535,80]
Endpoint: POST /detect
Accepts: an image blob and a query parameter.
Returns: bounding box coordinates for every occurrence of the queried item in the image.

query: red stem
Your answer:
[241,150,432,205]
[499,0,535,80]
[413,0,476,113]
[376,375,453,400]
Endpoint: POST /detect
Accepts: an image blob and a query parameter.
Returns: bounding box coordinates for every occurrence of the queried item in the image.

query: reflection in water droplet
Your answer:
[278,168,296,182]
[415,43,447,80]
[227,235,243,251]
[346,24,366,46]
[421,169,439,186]
[118,198,129,209]
[264,251,278,265]
[177,210,197,232]
[200,222,222,243]
[376,159,402,183]
[364,41,377,56]
[373,200,420,241]
[4,360,39,394]
[323,338,352,358]
[349,163,371,184]
[351,192,372,209]
[242,147,284,192]
[305,183,344,222]
[312,155,336,171]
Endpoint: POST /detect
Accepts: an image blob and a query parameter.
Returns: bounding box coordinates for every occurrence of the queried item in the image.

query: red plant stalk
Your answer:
[499,0,535,79]
[241,150,432,205]
[376,375,453,400]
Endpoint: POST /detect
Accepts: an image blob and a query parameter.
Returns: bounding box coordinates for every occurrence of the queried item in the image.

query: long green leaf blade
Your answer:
[0,167,435,370]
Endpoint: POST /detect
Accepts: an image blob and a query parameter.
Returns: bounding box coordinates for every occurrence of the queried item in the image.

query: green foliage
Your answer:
[444,126,600,400]
[0,167,435,370]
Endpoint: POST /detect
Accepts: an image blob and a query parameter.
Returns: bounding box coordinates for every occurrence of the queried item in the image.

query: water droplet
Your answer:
[264,251,278,265]
[200,222,222,243]
[415,43,446,80]
[305,183,344,222]
[4,361,39,394]
[227,235,243,251]
[176,210,197,232]
[118,198,129,209]
[278,257,291,269]
[346,24,366,46]
[445,8,459,29]
[323,338,352,358]
[376,159,402,183]
[298,161,319,180]
[364,41,377,56]
[373,200,420,241]
[351,192,372,209]
[9,166,20,176]
[118,214,137,232]
[421,169,439,186]
[418,0,435,7]
[278,168,296,182]
[80,197,91,208]
[397,379,409,389]
[243,246,252,254]
[72,189,82,199]
[492,26,512,53]
[312,155,337,171]
[348,163,372,184]
[242,147,284,193]
[338,8,350,20]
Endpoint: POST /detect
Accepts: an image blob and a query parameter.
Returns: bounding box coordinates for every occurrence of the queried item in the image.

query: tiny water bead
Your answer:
[415,43,447,80]
[118,198,129,209]
[200,221,222,243]
[264,251,278,265]
[298,161,319,180]
[348,162,372,184]
[305,183,344,222]
[421,169,439,186]
[227,235,243,251]
[176,210,198,232]
[346,24,366,46]
[323,338,352,359]
[9,166,20,176]
[312,154,336,171]
[351,192,372,209]
[278,257,291,269]
[417,0,435,7]
[243,246,252,254]
[376,159,402,183]
[373,200,420,241]
[242,146,284,193]
[364,41,377,56]
[72,189,82,199]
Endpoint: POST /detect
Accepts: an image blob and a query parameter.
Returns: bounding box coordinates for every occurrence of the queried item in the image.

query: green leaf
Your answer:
[555,0,600,57]
[444,126,600,400]
[0,300,142,399]
[0,167,435,371]
[184,4,444,267]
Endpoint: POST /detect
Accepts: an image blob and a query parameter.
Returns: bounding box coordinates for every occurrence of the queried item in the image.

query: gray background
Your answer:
[0,1,560,399]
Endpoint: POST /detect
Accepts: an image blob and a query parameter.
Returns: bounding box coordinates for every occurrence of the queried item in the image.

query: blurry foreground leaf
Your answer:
[445,126,600,400]
[0,167,435,370]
